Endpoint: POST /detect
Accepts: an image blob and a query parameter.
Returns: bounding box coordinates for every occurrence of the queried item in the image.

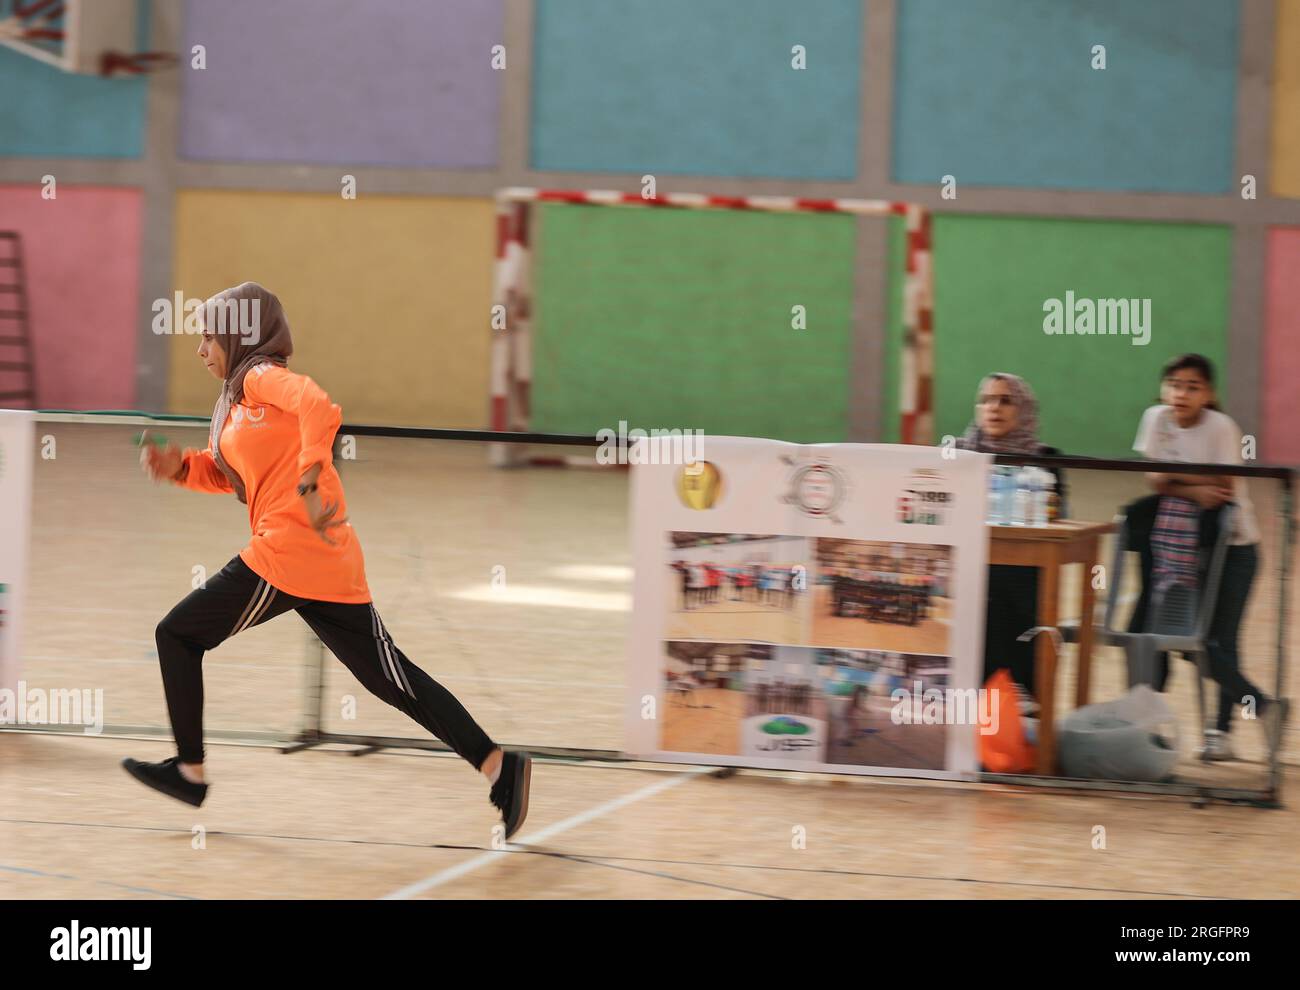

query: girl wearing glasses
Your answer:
[1132,353,1283,759]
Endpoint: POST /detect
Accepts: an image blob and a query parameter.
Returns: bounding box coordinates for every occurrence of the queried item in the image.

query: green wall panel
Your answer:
[532,204,859,442]
[884,215,1231,457]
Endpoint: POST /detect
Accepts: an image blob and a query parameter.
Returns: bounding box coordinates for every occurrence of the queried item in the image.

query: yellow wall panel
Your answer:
[1273,0,1300,198]
[170,191,495,427]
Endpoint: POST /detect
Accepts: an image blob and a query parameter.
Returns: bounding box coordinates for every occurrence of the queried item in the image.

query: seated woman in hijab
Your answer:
[956,373,1068,703]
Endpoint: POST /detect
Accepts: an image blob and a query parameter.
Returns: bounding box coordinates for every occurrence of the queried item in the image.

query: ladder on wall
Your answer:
[0,231,37,408]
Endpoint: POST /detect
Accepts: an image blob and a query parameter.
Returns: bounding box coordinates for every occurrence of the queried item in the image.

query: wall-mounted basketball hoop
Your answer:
[0,0,173,76]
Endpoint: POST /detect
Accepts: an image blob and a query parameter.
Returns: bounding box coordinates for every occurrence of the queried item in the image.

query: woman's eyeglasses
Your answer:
[1162,376,1205,394]
[978,394,1016,408]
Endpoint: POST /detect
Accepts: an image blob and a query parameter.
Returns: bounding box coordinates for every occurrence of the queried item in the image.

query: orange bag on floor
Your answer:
[978,668,1036,773]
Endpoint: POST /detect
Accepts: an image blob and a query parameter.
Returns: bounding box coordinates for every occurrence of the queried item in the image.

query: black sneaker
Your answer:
[489,752,532,840]
[121,756,208,807]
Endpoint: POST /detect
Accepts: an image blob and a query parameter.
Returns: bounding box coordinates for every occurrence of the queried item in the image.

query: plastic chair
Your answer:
[1061,504,1237,738]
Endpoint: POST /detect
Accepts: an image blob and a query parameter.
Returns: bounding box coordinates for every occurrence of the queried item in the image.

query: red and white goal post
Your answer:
[487,187,933,466]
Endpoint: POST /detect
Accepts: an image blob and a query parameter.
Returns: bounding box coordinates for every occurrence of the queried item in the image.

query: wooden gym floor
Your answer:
[1,424,1296,899]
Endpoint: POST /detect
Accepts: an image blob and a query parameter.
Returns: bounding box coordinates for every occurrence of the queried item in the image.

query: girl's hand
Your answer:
[1187,484,1232,509]
[1211,482,1236,504]
[140,433,183,483]
[299,468,349,544]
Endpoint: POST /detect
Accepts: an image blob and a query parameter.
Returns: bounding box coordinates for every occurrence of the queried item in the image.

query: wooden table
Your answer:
[988,519,1116,775]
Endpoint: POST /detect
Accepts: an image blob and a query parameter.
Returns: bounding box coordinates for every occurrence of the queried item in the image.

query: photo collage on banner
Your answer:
[626,437,992,779]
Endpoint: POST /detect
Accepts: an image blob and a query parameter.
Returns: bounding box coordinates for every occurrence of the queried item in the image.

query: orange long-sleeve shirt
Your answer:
[177,364,370,603]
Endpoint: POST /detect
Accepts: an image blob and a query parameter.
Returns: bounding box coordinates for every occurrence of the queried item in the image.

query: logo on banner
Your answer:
[742,713,826,758]
[898,469,954,525]
[675,461,723,509]
[780,457,847,523]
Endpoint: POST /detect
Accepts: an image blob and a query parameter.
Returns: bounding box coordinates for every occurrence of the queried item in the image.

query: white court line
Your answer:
[381,767,709,900]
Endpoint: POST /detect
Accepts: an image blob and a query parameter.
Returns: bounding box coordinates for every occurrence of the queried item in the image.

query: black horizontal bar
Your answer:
[990,451,1295,483]
[35,409,603,447]
[32,410,1298,481]
[339,423,603,446]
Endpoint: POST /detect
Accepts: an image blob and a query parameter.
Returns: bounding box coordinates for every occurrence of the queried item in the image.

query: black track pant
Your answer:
[155,556,498,767]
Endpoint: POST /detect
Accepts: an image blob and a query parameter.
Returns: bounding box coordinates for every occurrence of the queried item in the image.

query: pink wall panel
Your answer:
[0,185,141,409]
[1264,228,1300,465]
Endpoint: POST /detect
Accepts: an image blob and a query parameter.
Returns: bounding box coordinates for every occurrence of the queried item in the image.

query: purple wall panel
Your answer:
[179,0,502,167]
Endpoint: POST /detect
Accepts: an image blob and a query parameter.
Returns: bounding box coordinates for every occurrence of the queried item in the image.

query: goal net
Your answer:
[489,187,933,465]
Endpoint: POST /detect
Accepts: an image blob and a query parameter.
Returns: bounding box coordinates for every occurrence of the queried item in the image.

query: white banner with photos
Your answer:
[625,435,992,779]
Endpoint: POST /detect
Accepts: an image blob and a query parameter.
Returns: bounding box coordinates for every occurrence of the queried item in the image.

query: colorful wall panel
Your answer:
[1264,227,1300,463]
[1271,0,1300,199]
[179,0,504,167]
[530,0,863,179]
[884,215,1233,457]
[0,49,147,158]
[170,190,496,428]
[531,203,858,442]
[0,185,143,408]
[893,0,1239,193]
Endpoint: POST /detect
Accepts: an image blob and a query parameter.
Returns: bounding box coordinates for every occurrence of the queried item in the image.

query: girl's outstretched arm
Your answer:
[140,432,233,494]
[175,445,236,493]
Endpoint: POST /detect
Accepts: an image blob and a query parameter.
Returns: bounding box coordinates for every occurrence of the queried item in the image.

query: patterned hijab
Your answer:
[956,372,1044,455]
[205,282,293,503]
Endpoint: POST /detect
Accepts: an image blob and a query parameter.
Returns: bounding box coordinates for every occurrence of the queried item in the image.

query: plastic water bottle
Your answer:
[987,469,1005,525]
[1032,468,1052,527]
[1011,467,1033,526]
[993,467,1014,525]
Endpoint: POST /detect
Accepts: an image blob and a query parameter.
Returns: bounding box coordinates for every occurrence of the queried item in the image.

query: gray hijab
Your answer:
[956,372,1044,455]
[204,282,293,503]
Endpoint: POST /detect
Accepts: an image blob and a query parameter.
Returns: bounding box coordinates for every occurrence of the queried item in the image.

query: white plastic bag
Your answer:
[1057,685,1180,782]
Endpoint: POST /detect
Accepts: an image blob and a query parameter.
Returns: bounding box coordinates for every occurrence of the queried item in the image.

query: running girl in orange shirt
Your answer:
[124,282,531,838]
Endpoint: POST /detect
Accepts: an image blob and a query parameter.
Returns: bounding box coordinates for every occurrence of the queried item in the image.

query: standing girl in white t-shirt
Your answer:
[1132,353,1283,758]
